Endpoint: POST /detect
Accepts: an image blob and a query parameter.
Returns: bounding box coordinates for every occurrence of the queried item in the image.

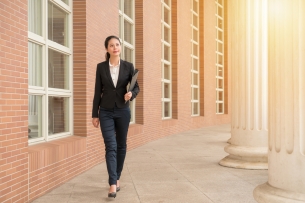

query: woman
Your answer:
[92,35,140,198]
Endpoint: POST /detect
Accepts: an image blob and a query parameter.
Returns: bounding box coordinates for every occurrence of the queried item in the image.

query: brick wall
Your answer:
[73,0,87,137]
[0,1,29,202]
[176,0,192,128]
[172,0,178,119]
[140,0,163,143]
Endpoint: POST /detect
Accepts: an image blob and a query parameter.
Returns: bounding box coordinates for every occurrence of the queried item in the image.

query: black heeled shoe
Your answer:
[108,192,116,198]
[116,187,120,192]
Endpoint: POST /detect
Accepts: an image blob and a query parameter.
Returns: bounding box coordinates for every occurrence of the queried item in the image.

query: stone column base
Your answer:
[219,145,268,169]
[254,183,305,203]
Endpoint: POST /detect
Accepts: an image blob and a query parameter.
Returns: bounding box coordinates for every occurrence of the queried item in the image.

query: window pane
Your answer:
[164,64,170,80]
[217,103,224,113]
[124,0,133,19]
[217,17,223,29]
[217,54,223,65]
[193,102,199,115]
[164,102,170,117]
[193,88,198,100]
[193,58,198,71]
[29,42,43,87]
[164,83,170,98]
[164,26,170,43]
[124,47,133,63]
[163,7,170,25]
[48,49,69,89]
[193,29,198,42]
[217,42,223,53]
[217,78,223,89]
[28,95,42,140]
[193,43,198,56]
[218,6,223,17]
[193,73,198,86]
[164,45,170,61]
[218,91,223,101]
[28,0,42,35]
[164,0,170,7]
[193,13,198,28]
[217,66,223,77]
[119,16,123,39]
[48,1,68,47]
[193,0,198,14]
[124,20,133,44]
[61,0,69,5]
[218,29,223,41]
[48,97,69,135]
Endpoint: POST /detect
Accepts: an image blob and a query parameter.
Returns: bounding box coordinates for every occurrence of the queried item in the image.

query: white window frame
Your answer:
[191,0,200,116]
[119,0,136,124]
[215,0,224,114]
[161,0,172,119]
[28,0,73,144]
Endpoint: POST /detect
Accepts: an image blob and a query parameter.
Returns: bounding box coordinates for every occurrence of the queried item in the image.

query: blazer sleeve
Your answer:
[92,64,103,118]
[129,63,140,101]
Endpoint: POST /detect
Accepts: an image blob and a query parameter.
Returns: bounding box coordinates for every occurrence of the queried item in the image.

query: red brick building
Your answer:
[0,0,230,202]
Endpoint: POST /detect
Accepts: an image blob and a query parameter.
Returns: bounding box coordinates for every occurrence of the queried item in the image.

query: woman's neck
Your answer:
[109,57,120,66]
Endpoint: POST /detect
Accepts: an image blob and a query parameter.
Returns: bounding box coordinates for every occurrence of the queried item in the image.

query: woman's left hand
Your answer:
[124,91,132,101]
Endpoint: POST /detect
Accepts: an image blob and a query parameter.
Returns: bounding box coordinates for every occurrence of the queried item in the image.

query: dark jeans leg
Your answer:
[99,106,130,185]
[114,107,130,180]
[99,108,117,186]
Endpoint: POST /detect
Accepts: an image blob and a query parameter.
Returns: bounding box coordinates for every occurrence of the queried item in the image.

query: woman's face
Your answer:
[106,38,121,58]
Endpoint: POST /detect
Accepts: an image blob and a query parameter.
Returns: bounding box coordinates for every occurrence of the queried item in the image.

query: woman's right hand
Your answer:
[92,118,100,128]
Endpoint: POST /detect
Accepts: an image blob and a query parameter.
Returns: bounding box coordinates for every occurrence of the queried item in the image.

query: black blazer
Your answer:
[92,59,140,118]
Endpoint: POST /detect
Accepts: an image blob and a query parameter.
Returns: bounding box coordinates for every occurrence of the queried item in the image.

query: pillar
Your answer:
[219,0,268,169]
[254,0,305,202]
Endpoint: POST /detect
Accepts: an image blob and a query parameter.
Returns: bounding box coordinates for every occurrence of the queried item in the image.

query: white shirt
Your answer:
[109,60,120,87]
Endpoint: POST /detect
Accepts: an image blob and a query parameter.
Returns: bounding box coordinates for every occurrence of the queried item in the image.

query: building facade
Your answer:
[0,0,230,202]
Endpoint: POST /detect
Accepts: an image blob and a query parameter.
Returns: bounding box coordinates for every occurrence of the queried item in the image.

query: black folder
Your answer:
[128,69,139,91]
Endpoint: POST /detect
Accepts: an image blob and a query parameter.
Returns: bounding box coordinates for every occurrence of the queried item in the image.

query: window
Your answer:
[191,0,200,116]
[119,0,136,123]
[28,0,73,143]
[216,0,224,114]
[161,0,172,119]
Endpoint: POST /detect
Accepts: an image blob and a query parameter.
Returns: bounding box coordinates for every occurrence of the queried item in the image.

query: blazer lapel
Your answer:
[116,59,126,87]
[104,62,115,88]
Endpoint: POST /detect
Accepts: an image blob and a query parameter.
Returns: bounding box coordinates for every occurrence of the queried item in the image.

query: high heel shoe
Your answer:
[108,192,116,198]
[116,187,120,192]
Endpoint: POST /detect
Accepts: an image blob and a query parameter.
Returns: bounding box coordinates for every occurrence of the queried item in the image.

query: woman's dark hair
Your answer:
[104,35,121,61]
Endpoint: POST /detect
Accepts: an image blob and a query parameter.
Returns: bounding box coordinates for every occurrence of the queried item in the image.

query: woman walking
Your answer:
[92,35,140,198]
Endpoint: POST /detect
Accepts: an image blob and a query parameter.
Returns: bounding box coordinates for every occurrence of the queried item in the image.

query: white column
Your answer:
[219,0,268,169]
[254,0,305,202]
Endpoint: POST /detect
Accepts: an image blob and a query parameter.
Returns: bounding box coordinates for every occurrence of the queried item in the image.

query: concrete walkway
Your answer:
[32,124,267,203]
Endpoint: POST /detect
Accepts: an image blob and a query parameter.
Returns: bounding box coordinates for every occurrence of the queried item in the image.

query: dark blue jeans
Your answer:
[99,104,130,186]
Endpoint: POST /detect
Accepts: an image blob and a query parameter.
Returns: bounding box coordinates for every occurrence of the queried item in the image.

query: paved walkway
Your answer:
[32,124,267,203]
